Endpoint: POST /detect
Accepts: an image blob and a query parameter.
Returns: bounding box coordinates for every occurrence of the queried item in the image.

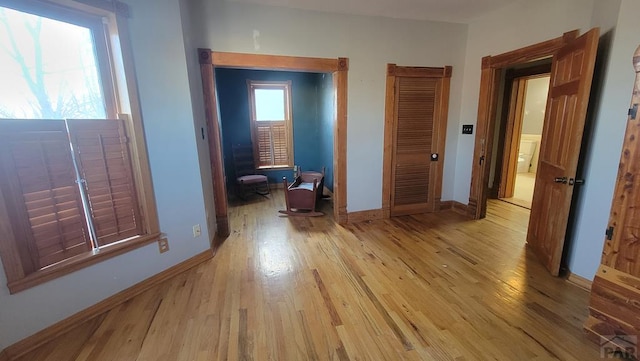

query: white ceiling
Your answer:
[224,0,521,23]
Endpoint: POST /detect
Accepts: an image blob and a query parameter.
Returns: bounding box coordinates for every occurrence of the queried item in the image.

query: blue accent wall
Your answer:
[215,68,334,191]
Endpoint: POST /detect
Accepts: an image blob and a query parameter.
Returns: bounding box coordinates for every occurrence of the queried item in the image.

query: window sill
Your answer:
[7,232,162,294]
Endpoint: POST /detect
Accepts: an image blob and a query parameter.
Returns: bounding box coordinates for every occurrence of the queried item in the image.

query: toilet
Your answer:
[517,139,537,173]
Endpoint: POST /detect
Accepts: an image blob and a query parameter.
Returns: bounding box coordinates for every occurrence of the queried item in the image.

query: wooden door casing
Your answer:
[468,30,579,219]
[585,45,640,346]
[383,65,451,217]
[526,28,599,276]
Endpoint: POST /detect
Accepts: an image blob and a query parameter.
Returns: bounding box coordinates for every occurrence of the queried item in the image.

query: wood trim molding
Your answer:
[199,49,230,238]
[211,52,340,72]
[393,66,450,78]
[489,30,579,69]
[439,200,454,211]
[198,48,212,64]
[452,202,469,216]
[468,30,578,220]
[334,67,348,224]
[347,209,384,223]
[566,271,592,291]
[338,57,349,71]
[3,250,213,360]
[439,200,469,216]
[8,233,161,294]
[382,66,396,219]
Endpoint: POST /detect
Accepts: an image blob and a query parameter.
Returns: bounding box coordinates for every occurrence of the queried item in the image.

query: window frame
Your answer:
[247,80,294,169]
[0,0,160,294]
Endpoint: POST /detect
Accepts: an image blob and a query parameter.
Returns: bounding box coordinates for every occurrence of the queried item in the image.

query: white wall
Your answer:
[179,0,218,242]
[522,77,549,135]
[454,0,596,203]
[566,0,638,280]
[0,0,212,347]
[192,0,468,210]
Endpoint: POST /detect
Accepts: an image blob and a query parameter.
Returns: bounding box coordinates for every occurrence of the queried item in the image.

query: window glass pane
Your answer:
[0,7,106,119]
[254,88,285,121]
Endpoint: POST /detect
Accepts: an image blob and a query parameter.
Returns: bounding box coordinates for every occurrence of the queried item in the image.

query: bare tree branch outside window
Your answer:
[0,6,106,119]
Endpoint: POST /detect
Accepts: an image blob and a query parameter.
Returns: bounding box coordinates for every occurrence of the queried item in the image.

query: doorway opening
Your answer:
[490,62,551,210]
[215,68,335,215]
[468,28,599,276]
[198,50,349,243]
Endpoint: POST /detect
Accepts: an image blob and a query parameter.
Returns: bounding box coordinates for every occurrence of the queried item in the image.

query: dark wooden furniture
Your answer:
[279,173,324,217]
[297,166,326,203]
[232,144,269,200]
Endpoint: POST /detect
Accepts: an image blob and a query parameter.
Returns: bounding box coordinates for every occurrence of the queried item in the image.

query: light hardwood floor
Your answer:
[15,191,600,360]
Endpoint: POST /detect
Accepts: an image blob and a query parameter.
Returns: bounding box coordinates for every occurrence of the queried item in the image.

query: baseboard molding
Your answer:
[439,200,469,216]
[3,249,214,360]
[439,201,454,211]
[566,271,592,291]
[347,208,384,223]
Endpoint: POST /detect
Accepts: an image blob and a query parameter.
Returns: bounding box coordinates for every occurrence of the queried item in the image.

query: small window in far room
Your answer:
[248,81,293,168]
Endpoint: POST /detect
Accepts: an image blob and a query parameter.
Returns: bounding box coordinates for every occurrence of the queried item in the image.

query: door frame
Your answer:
[382,64,452,217]
[467,30,579,219]
[198,49,349,239]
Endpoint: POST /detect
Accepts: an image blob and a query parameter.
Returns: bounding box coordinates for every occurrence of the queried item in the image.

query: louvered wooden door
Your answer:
[526,28,599,276]
[585,44,640,345]
[388,66,451,217]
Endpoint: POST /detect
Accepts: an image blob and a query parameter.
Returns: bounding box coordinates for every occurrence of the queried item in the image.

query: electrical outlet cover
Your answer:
[158,238,169,253]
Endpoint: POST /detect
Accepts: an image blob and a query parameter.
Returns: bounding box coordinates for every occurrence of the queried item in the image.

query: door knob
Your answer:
[554,177,568,184]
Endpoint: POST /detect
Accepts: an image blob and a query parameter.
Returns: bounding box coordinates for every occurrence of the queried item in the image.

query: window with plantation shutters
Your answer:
[0,0,160,294]
[248,81,293,168]
[0,118,150,293]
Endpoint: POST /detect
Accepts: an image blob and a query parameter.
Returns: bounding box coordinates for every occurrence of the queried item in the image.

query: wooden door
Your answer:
[498,78,527,199]
[585,44,640,347]
[526,28,599,276]
[384,65,451,217]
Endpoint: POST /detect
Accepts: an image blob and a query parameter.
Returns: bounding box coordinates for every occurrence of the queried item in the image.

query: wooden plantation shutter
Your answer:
[0,120,91,271]
[255,122,290,167]
[67,119,143,246]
